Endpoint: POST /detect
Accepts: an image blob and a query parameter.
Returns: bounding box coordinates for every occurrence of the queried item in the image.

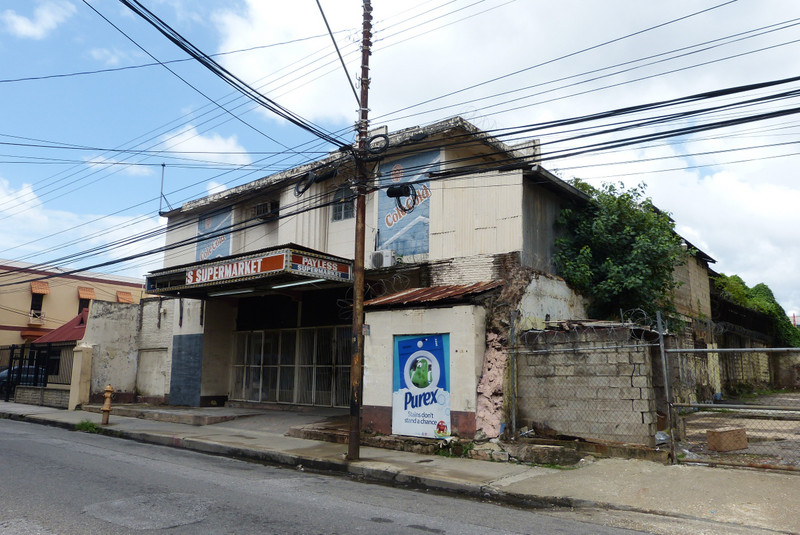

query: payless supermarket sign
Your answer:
[185,254,284,285]
[183,251,352,286]
[289,254,351,281]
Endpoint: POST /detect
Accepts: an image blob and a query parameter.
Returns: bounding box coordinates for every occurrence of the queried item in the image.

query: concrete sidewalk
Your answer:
[1,402,797,534]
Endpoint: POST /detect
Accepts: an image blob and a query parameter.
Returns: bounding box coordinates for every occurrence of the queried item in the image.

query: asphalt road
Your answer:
[0,419,649,535]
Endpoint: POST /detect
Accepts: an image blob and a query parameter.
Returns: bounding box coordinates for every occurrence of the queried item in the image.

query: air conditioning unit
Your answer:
[370,250,396,269]
[252,200,279,221]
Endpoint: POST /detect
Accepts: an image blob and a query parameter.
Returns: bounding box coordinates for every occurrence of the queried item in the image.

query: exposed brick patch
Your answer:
[476,333,506,437]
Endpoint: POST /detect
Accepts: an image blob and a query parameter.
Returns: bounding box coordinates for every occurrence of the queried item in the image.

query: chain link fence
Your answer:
[511,324,664,447]
[510,313,800,471]
[668,348,800,471]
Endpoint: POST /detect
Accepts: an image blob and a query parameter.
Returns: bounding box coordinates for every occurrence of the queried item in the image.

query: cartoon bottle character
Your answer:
[435,421,448,437]
[410,358,430,388]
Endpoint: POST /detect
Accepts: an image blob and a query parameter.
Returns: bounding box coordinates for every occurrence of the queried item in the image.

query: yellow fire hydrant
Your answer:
[101,384,113,425]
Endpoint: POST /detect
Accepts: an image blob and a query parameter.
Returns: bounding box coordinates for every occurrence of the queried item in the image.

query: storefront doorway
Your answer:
[231,326,351,407]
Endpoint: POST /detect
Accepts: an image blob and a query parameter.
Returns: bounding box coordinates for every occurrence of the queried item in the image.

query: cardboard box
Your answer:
[707,427,747,452]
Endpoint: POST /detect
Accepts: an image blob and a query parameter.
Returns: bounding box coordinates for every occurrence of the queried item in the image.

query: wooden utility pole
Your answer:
[347,0,372,461]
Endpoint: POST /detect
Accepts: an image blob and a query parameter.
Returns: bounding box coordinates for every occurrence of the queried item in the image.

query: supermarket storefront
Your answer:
[146,244,353,407]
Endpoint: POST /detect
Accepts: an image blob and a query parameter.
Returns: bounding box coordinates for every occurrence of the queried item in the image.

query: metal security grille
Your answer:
[230,326,351,407]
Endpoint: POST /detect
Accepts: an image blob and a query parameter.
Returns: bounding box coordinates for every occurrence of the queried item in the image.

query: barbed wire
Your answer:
[335,273,413,320]
[517,323,658,351]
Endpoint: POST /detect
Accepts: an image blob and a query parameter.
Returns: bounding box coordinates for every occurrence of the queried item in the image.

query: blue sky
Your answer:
[2,0,800,317]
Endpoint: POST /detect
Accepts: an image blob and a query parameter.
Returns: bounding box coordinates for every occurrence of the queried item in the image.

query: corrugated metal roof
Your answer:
[34,309,88,344]
[364,281,502,308]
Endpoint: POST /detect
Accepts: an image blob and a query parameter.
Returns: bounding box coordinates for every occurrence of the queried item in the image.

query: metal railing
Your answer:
[664,344,800,471]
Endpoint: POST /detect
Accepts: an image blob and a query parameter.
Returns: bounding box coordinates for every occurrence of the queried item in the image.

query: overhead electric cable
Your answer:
[0,32,341,84]
[84,0,305,154]
[118,0,350,150]
[374,0,737,121]
[316,0,360,105]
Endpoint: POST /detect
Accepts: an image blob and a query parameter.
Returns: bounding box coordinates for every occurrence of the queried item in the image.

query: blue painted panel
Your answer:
[377,151,440,256]
[196,209,232,262]
[169,333,204,406]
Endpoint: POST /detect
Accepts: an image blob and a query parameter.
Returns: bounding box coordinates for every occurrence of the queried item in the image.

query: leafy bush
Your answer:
[555,181,690,321]
[714,274,800,347]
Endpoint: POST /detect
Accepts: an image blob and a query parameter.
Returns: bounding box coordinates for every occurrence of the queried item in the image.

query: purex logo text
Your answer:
[404,389,439,410]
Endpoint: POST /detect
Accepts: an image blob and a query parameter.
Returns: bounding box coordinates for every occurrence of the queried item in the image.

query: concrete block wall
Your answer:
[14,386,70,408]
[516,327,659,446]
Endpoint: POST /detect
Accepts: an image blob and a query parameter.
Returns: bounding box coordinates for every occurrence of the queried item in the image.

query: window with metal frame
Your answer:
[331,185,354,222]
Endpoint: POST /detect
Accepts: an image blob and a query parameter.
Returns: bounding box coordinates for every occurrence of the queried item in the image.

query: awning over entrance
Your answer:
[145,244,353,299]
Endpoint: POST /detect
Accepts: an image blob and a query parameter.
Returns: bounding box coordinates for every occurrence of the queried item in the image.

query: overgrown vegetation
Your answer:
[714,274,800,347]
[436,440,474,458]
[555,181,691,320]
[74,420,102,433]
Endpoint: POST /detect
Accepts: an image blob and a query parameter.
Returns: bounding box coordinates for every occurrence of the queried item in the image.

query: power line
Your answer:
[373,0,737,122]
[0,32,343,84]
[118,0,350,150]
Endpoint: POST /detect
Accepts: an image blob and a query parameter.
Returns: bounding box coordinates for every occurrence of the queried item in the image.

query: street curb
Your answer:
[4,410,789,534]
[0,410,659,512]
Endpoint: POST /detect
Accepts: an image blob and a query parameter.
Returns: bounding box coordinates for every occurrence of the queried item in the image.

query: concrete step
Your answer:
[287,415,350,443]
[81,404,243,426]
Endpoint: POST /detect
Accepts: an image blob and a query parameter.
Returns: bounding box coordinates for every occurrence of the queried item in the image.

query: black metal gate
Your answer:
[2,344,48,401]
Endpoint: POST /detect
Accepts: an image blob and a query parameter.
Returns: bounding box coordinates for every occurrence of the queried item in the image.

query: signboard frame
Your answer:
[391,333,451,438]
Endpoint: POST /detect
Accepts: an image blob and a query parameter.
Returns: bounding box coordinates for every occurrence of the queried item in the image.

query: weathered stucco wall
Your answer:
[672,256,712,319]
[201,299,237,402]
[82,301,139,400]
[516,272,587,331]
[162,213,198,268]
[363,305,486,437]
[136,298,174,400]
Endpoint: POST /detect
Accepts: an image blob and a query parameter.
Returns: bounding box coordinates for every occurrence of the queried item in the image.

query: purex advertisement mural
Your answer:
[392,333,451,438]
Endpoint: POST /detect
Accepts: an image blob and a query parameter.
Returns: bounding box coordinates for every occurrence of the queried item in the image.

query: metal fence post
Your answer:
[509,310,518,435]
[656,311,676,464]
[4,345,15,402]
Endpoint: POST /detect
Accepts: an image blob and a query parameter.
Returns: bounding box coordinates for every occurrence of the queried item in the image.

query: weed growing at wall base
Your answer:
[75,420,102,433]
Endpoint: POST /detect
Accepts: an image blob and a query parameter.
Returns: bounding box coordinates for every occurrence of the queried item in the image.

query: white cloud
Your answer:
[161,125,252,167]
[1,1,75,40]
[89,48,131,66]
[204,0,800,317]
[206,181,226,195]
[84,156,154,177]
[0,175,164,280]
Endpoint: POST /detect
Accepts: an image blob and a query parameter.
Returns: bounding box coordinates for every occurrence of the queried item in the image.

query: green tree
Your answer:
[714,274,800,347]
[555,181,690,320]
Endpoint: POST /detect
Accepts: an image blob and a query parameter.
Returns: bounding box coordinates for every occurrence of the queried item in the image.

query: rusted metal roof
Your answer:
[30,280,50,295]
[364,281,502,308]
[34,309,88,344]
